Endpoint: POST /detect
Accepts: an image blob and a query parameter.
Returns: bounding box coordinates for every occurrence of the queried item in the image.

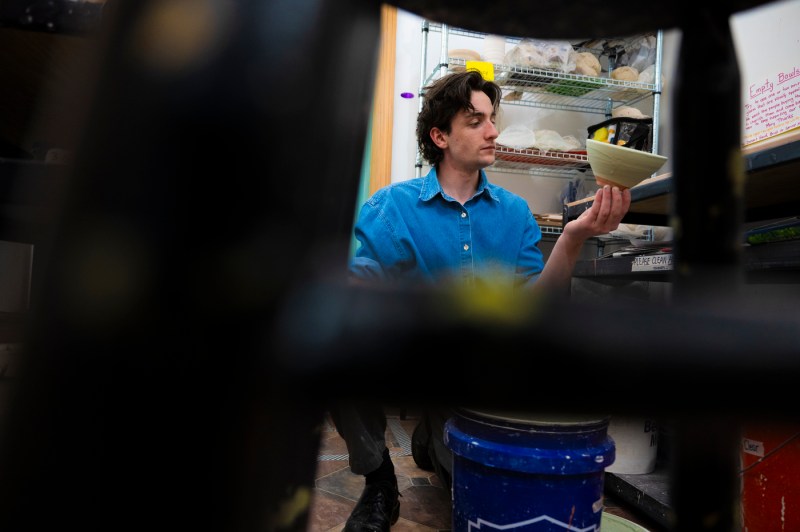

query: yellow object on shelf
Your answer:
[466,60,494,81]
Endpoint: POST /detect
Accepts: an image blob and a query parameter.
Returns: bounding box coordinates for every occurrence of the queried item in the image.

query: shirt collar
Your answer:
[420,167,499,203]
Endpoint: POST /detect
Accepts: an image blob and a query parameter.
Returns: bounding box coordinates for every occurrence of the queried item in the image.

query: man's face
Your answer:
[437,91,498,171]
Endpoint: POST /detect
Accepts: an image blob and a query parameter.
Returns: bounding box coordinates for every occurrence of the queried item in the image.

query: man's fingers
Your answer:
[575,185,631,236]
[595,185,613,222]
[609,186,624,219]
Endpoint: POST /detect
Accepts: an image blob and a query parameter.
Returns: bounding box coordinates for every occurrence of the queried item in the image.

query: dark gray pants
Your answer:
[329,402,388,475]
[420,407,455,484]
[329,403,455,479]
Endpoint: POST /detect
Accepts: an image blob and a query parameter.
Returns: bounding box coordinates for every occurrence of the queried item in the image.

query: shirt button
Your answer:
[461,211,467,218]
[463,244,469,251]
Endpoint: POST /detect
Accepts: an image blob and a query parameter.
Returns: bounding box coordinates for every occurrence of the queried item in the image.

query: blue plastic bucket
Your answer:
[445,410,615,532]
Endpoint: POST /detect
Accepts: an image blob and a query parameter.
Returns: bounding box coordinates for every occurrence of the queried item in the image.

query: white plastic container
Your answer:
[605,417,659,474]
[482,34,507,65]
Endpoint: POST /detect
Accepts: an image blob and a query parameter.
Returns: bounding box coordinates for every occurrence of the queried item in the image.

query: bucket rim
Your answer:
[445,417,616,474]
[459,408,611,428]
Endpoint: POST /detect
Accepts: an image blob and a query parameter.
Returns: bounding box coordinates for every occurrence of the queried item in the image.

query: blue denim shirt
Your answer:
[350,167,544,288]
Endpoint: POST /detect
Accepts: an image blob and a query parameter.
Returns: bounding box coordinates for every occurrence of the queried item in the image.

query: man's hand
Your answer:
[534,185,632,293]
[565,185,631,241]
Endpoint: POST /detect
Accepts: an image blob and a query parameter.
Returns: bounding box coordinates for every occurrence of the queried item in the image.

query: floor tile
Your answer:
[306,489,356,532]
[315,467,366,502]
[397,485,451,530]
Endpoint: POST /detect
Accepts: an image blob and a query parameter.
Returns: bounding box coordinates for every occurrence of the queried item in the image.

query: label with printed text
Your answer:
[630,254,673,272]
[742,438,765,457]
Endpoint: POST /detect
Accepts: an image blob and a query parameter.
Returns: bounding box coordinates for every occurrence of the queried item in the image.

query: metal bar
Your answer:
[652,29,664,154]
[416,19,429,177]
[668,9,746,531]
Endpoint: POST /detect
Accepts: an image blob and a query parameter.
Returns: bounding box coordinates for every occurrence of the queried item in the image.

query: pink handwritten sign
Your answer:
[744,65,800,145]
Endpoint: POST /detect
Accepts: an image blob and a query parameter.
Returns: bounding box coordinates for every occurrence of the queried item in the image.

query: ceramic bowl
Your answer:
[586,139,668,189]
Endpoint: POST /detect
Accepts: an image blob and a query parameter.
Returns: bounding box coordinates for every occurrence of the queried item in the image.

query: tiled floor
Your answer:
[308,409,667,532]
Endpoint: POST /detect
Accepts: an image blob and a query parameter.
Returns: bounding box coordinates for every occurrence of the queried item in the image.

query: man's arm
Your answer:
[535,185,631,292]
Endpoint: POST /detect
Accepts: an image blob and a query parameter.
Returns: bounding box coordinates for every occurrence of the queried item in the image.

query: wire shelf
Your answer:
[492,145,592,178]
[496,66,656,113]
[443,59,656,114]
[540,225,564,235]
[427,22,658,114]
[487,163,590,179]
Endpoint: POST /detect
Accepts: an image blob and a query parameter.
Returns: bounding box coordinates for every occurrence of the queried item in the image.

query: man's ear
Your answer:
[430,127,447,149]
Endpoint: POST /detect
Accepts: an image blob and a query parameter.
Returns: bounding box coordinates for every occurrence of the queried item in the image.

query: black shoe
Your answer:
[343,480,400,532]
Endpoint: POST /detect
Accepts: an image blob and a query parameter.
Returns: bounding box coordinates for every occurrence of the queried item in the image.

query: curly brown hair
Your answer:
[416,70,502,167]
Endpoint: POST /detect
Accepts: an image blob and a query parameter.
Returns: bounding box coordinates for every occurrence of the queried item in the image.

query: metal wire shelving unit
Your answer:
[416,21,663,182]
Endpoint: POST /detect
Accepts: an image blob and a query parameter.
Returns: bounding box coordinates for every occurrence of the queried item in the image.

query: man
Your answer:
[335,70,631,531]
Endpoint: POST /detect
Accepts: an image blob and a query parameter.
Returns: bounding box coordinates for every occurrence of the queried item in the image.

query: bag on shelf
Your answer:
[587,116,653,151]
[503,38,576,73]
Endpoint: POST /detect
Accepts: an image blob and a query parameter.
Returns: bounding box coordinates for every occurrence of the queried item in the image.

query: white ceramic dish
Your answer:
[586,139,668,189]
[601,512,651,531]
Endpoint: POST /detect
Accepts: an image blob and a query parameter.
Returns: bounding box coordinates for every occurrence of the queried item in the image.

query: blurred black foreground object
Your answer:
[0,0,790,531]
